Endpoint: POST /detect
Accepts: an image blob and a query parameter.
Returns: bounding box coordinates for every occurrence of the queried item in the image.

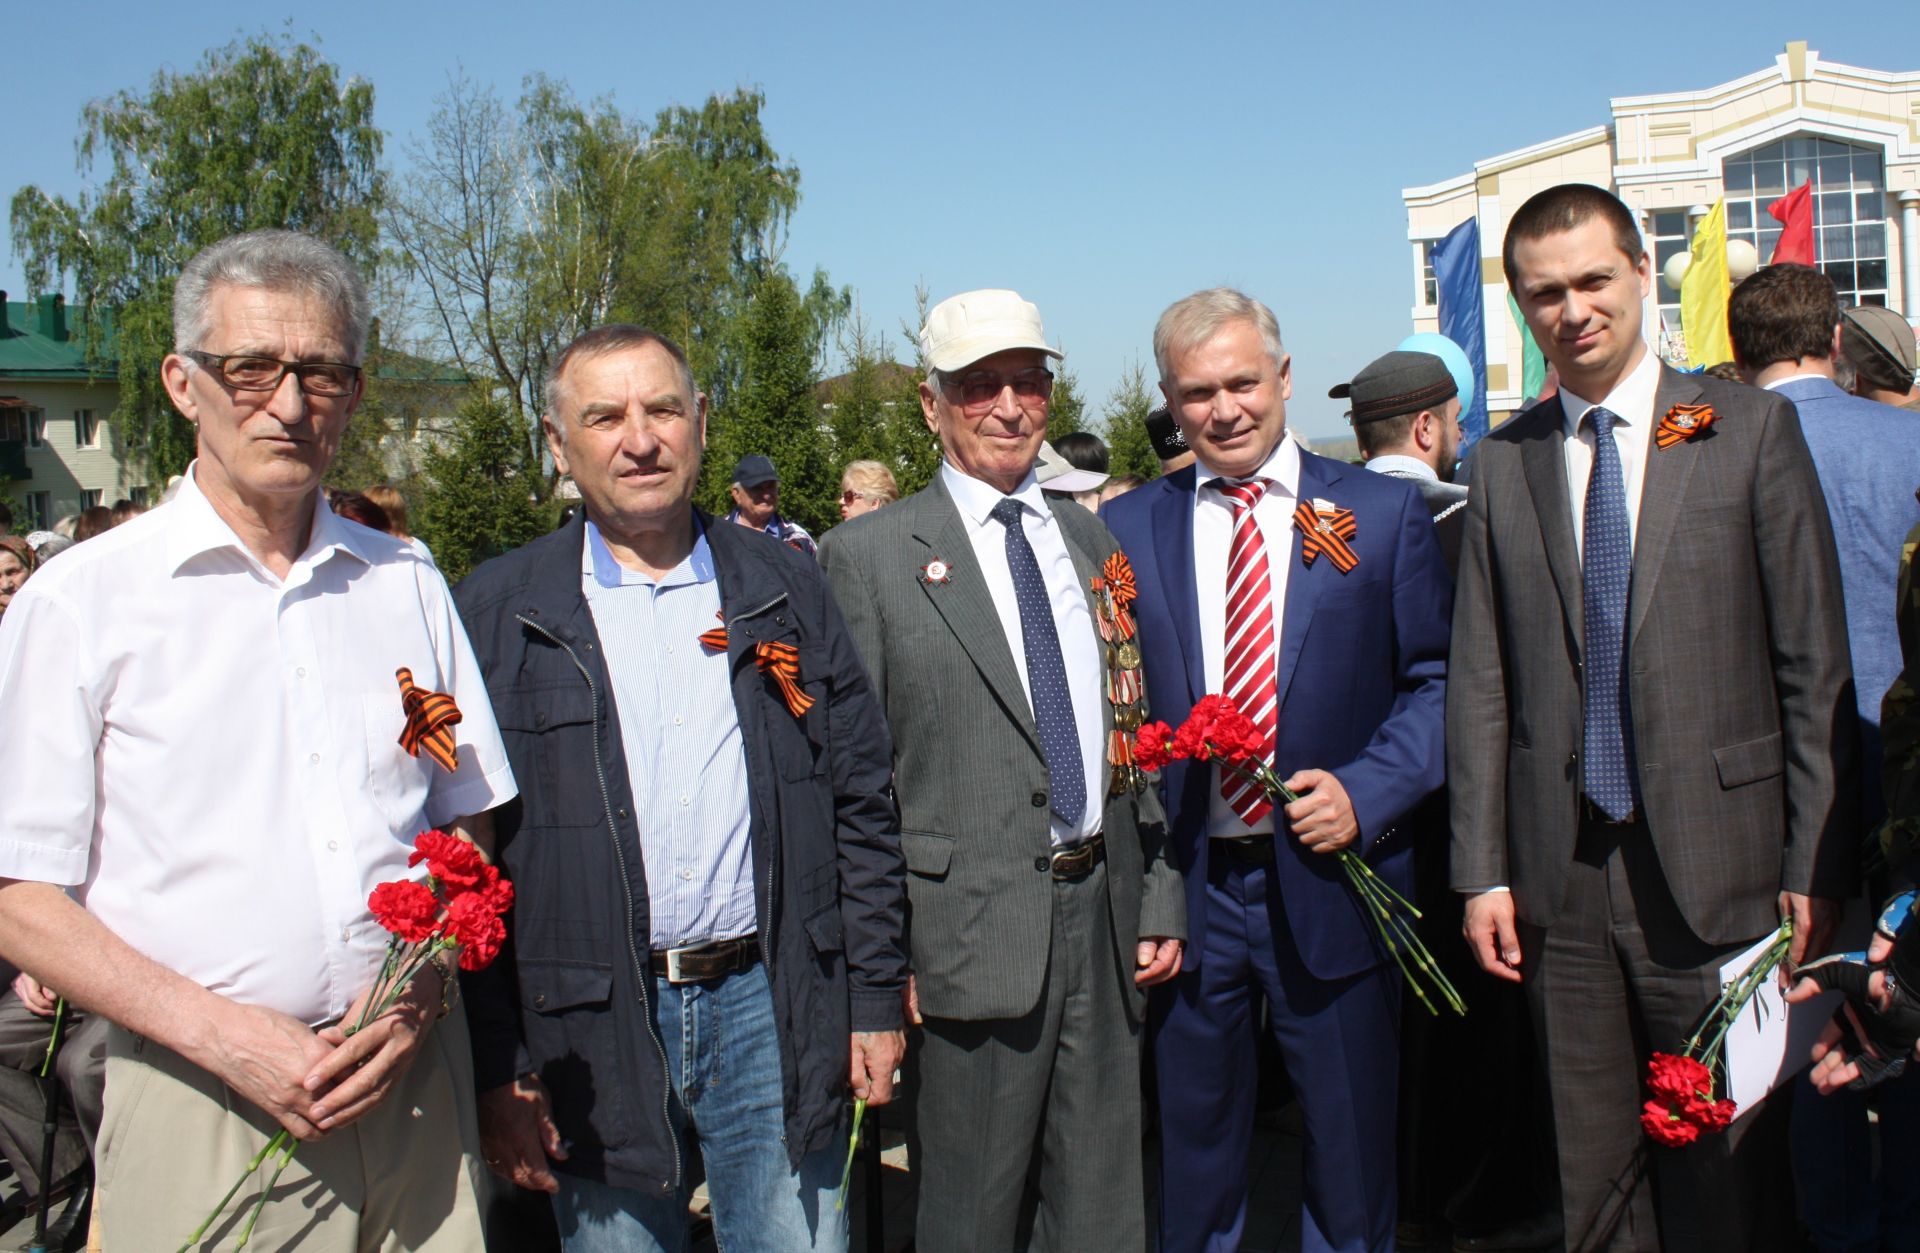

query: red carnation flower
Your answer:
[1208,707,1266,764]
[1640,1099,1701,1146]
[473,862,516,916]
[408,829,488,891]
[368,880,441,944]
[1135,722,1175,773]
[446,891,508,971]
[1646,1052,1711,1105]
[1688,1096,1738,1131]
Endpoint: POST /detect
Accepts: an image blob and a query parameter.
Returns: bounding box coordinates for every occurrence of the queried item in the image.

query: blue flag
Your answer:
[1432,217,1489,459]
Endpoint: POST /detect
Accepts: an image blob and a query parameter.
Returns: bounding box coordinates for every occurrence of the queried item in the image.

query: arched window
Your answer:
[1723,136,1889,305]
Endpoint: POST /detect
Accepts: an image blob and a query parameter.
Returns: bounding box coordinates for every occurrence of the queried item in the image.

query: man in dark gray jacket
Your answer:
[455,325,907,1252]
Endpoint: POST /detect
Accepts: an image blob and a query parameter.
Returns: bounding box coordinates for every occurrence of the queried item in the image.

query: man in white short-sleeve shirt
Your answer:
[0,229,516,1249]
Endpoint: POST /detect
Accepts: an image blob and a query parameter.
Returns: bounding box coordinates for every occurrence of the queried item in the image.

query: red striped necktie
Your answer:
[1214,478,1277,825]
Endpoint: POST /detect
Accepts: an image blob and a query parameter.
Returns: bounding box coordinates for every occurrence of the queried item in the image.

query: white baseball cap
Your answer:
[1035,440,1109,494]
[920,289,1064,373]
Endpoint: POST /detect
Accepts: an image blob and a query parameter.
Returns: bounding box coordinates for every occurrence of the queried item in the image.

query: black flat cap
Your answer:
[1328,351,1458,424]
[731,454,779,487]
[1144,407,1188,459]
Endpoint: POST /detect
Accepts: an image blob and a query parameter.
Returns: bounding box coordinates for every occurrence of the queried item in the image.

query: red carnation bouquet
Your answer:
[1135,695,1464,1016]
[181,830,514,1250]
[1640,917,1791,1146]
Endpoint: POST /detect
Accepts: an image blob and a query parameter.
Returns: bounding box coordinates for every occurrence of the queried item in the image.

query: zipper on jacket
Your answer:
[516,612,682,1190]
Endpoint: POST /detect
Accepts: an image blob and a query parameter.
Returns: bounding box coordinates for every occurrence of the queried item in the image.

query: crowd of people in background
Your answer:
[0,189,1916,1253]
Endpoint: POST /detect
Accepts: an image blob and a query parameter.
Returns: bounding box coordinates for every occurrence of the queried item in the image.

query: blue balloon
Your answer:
[1396,332,1475,415]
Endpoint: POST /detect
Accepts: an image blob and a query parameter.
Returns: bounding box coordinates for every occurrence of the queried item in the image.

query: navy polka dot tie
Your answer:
[1581,406,1638,821]
[991,498,1086,830]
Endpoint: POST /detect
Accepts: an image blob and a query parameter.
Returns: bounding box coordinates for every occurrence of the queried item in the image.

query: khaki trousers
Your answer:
[96,1004,486,1252]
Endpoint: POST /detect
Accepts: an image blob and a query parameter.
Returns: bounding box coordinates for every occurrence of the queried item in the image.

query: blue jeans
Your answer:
[552,964,847,1253]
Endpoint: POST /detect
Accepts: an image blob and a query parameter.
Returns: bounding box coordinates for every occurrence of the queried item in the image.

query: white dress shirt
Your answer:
[941,461,1105,846]
[581,520,756,949]
[1559,344,1661,557]
[0,466,516,1026]
[1193,435,1302,839]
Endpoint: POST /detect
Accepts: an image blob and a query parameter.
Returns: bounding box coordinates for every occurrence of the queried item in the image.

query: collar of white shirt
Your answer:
[941,459,1048,524]
[1193,430,1303,500]
[583,516,716,589]
[1365,453,1438,483]
[1558,342,1662,437]
[1762,372,1830,391]
[164,462,374,578]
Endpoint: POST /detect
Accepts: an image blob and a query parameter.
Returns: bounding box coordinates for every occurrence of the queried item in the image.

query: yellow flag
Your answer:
[1681,200,1732,368]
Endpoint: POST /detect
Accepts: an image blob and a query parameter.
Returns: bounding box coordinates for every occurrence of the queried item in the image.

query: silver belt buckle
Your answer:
[665,945,692,985]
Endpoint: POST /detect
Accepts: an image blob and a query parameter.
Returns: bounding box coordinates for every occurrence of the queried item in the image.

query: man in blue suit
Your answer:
[1103,288,1451,1253]
[1731,264,1920,1253]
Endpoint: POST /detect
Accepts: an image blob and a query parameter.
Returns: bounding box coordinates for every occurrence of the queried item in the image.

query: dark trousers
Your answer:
[1527,818,1796,1252]
[913,861,1144,1253]
[1151,849,1400,1253]
[0,992,106,1197]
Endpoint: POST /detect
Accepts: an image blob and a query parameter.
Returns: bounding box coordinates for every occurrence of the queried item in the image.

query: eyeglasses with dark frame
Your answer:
[182,350,363,398]
[938,368,1055,412]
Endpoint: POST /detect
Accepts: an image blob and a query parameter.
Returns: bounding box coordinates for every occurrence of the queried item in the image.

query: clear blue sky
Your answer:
[5,2,1895,439]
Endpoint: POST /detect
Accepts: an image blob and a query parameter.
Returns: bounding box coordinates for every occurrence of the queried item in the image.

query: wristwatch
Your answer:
[426,951,458,1019]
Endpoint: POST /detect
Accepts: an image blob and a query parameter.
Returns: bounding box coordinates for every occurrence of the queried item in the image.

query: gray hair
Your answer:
[1152,288,1286,385]
[544,324,699,431]
[173,230,372,363]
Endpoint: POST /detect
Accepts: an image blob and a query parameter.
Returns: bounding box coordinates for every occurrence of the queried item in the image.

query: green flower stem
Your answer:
[836,1097,867,1212]
[235,1134,298,1247]
[175,1130,288,1252]
[1217,747,1465,1016]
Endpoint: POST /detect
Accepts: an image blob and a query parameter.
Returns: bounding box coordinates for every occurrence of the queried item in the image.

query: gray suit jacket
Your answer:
[819,476,1184,1022]
[1449,366,1859,943]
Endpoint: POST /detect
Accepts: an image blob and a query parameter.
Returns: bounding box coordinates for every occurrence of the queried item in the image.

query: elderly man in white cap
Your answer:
[818,289,1185,1252]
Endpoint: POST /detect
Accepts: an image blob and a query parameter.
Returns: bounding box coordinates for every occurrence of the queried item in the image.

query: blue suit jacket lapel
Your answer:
[1278,453,1341,705]
[1152,466,1206,706]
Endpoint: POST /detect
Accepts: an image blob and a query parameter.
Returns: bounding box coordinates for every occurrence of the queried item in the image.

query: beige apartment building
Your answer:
[0,295,144,530]
[1403,41,1920,425]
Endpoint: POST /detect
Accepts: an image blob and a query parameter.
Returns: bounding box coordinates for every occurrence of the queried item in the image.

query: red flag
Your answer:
[1768,181,1815,267]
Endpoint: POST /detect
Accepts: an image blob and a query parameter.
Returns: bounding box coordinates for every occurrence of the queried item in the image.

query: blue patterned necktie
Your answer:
[1581,405,1637,820]
[990,498,1086,831]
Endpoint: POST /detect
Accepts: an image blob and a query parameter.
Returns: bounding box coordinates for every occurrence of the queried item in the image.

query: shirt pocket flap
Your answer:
[1713,732,1784,789]
[902,830,954,877]
[492,685,595,734]
[519,961,614,1014]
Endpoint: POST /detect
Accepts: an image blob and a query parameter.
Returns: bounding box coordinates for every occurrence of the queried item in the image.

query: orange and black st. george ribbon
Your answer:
[396,666,462,772]
[1655,402,1717,449]
[694,621,812,718]
[1292,503,1360,573]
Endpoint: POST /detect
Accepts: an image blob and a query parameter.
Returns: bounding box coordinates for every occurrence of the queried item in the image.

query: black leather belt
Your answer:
[1214,835,1276,865]
[651,934,760,984]
[1051,834,1106,880]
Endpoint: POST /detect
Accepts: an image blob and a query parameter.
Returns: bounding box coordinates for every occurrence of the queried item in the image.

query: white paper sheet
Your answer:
[1720,933,1841,1119]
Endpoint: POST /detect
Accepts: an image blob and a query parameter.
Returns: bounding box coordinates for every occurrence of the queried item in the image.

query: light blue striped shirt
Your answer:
[581,520,756,949]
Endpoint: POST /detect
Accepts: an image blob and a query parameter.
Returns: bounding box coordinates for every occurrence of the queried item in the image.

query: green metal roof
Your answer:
[0,297,116,380]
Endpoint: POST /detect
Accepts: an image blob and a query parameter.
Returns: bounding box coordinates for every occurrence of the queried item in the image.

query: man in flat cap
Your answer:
[1840,304,1919,412]
[726,454,817,556]
[1334,350,1468,573]
[1338,348,1562,1250]
[818,288,1185,1252]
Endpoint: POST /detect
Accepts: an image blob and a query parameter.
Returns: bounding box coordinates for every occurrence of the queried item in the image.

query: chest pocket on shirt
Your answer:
[362,694,433,834]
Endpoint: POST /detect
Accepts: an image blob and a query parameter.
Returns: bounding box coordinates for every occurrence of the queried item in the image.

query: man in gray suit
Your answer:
[1450,184,1858,1252]
[818,288,1184,1252]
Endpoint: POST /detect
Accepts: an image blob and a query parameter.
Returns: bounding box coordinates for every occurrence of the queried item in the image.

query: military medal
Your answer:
[1091,552,1151,794]
[920,557,952,586]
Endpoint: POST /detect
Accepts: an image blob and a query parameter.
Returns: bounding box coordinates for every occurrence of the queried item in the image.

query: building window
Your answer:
[1649,209,1692,335]
[75,409,99,449]
[0,412,22,444]
[81,489,103,510]
[24,410,44,449]
[1723,135,1889,305]
[25,492,52,531]
[1415,240,1439,307]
